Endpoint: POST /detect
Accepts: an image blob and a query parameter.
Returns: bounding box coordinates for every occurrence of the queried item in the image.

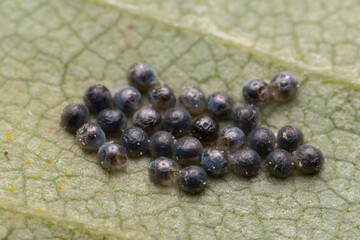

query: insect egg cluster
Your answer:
[60,63,324,194]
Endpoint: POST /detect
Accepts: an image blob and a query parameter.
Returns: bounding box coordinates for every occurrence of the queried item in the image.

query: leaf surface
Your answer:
[0,0,359,239]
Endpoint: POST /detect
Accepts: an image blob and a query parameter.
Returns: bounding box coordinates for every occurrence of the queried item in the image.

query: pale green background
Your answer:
[0,0,359,239]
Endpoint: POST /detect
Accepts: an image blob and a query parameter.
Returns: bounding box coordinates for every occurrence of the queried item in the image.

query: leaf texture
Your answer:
[0,0,359,239]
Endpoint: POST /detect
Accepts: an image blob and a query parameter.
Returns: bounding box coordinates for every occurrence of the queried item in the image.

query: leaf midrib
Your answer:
[0,202,136,239]
[88,0,360,91]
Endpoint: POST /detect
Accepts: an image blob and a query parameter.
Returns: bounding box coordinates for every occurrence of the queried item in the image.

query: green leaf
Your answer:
[0,0,359,239]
